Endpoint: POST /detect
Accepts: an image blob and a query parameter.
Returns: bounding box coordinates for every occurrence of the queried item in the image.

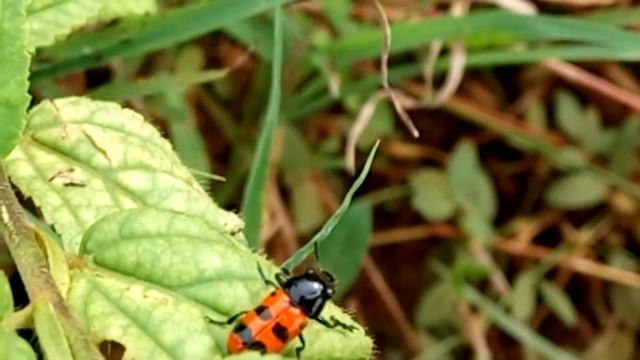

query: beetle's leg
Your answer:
[257,263,279,288]
[205,310,247,325]
[316,316,358,332]
[295,334,306,360]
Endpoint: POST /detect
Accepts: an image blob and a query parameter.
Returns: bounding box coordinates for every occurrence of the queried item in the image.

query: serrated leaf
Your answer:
[33,301,73,360]
[0,0,31,158]
[0,271,13,319]
[415,280,459,328]
[544,171,609,210]
[447,140,497,221]
[5,97,244,252]
[409,168,456,222]
[68,267,220,359]
[539,280,577,327]
[96,0,157,22]
[26,0,106,51]
[78,207,372,360]
[509,269,539,322]
[319,201,371,298]
[0,328,36,360]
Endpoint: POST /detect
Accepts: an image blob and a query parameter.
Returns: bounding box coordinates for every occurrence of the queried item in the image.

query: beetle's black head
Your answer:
[283,268,336,318]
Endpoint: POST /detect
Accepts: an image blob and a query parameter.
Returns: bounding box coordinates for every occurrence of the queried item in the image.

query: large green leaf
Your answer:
[0,0,30,158]
[4,97,244,252]
[26,0,106,51]
[77,207,371,359]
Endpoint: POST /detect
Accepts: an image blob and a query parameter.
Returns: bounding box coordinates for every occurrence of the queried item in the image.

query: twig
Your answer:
[363,256,420,356]
[458,301,491,360]
[544,59,640,114]
[0,165,102,358]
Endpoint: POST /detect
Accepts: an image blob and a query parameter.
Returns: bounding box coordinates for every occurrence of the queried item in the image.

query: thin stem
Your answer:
[0,164,102,359]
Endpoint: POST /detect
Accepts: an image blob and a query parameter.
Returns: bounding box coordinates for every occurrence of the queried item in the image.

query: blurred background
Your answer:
[27,0,640,358]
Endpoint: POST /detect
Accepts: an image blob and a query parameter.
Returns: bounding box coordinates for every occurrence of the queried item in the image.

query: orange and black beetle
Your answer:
[207,265,357,358]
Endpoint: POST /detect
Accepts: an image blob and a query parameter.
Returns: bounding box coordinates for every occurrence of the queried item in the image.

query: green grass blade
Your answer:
[31,0,293,80]
[0,0,30,158]
[241,5,284,249]
[462,284,579,360]
[283,140,380,271]
[323,10,640,66]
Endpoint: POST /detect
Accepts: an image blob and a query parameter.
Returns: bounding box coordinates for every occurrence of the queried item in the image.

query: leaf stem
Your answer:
[0,164,102,359]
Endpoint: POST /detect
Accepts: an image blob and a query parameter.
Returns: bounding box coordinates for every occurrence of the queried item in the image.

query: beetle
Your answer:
[207,264,357,358]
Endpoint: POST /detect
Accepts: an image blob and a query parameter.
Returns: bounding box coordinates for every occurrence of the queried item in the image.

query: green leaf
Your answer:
[415,280,459,328]
[409,168,456,221]
[33,301,73,360]
[96,0,157,22]
[32,0,295,80]
[544,171,609,210]
[539,280,577,327]
[26,0,106,51]
[509,269,539,322]
[0,328,36,360]
[78,207,371,359]
[319,201,372,298]
[0,271,13,319]
[283,140,379,271]
[4,97,244,252]
[447,140,497,221]
[554,90,584,145]
[241,5,283,249]
[0,0,30,158]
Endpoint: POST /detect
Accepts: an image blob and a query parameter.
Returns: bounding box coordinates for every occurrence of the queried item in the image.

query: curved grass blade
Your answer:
[241,5,283,249]
[283,140,380,271]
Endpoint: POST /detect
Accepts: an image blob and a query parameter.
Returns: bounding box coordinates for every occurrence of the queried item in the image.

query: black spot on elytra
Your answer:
[272,322,289,343]
[248,341,267,353]
[233,322,253,344]
[255,305,272,321]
